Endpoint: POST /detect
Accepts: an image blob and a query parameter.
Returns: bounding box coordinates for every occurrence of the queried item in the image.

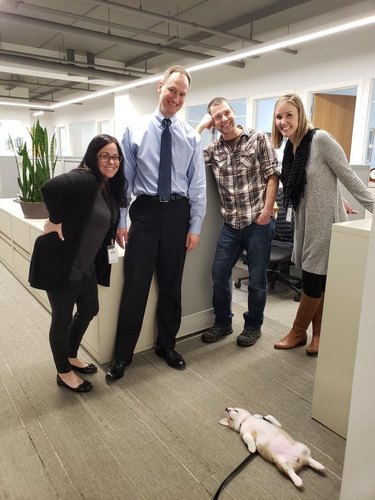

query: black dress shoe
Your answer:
[56,374,92,392]
[106,361,126,381]
[71,363,97,374]
[155,348,186,370]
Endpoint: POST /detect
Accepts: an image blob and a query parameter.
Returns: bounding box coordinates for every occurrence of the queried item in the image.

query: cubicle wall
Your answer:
[180,167,222,330]
[0,157,19,198]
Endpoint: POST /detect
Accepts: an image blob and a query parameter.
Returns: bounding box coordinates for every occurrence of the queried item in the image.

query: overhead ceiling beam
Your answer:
[0,93,58,103]
[0,12,228,62]
[30,81,88,101]
[0,47,152,79]
[0,52,137,84]
[8,1,234,55]
[122,0,298,68]
[80,0,257,43]
[159,1,299,57]
[0,77,96,93]
[243,0,313,22]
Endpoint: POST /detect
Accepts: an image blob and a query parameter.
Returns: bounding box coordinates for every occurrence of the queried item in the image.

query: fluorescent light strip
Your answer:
[187,14,375,73]
[50,74,162,109]
[2,13,375,111]
[0,101,46,109]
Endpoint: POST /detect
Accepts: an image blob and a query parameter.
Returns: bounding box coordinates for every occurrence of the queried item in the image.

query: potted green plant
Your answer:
[10,119,57,218]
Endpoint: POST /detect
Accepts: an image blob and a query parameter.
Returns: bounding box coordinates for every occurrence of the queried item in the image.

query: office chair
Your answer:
[234,189,301,301]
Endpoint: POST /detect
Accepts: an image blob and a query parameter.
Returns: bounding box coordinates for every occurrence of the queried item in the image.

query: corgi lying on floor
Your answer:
[219,407,325,488]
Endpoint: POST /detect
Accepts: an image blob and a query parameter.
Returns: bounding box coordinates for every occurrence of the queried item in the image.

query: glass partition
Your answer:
[254,96,282,166]
[254,96,277,134]
[186,103,213,148]
[0,119,26,155]
[68,121,96,157]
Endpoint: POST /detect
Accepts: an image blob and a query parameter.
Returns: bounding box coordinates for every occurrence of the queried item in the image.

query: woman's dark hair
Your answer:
[79,134,127,207]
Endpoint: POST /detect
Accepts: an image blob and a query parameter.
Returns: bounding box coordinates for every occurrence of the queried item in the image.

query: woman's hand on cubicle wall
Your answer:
[343,198,359,215]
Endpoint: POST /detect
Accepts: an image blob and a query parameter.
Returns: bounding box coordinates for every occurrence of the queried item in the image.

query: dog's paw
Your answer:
[308,457,325,472]
[243,432,257,453]
[288,471,303,489]
[264,415,282,427]
[294,478,303,489]
[247,444,256,453]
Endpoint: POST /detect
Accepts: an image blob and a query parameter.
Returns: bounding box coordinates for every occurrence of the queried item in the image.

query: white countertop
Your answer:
[0,198,46,230]
[332,217,373,238]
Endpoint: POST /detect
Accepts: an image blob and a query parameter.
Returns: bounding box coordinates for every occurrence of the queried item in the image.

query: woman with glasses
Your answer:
[29,134,127,392]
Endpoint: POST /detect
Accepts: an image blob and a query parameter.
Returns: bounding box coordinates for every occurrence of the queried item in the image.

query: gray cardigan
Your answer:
[292,130,374,275]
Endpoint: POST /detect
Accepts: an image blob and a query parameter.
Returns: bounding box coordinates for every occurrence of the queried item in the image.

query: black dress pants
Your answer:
[47,273,99,373]
[114,196,190,365]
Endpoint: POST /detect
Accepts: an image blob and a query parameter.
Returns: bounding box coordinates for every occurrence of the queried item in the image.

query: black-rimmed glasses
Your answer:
[98,153,122,164]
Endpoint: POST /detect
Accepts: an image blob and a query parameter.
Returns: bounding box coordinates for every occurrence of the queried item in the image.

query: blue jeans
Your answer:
[212,221,273,330]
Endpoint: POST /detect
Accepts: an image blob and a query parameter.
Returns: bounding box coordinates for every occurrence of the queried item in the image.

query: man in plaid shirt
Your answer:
[197,97,279,347]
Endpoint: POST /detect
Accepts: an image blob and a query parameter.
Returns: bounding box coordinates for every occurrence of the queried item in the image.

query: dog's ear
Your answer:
[219,418,230,427]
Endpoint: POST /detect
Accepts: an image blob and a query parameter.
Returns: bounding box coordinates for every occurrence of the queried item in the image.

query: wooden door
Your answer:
[312,93,356,160]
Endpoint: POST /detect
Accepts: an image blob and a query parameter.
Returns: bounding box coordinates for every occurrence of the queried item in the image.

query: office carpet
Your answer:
[0,262,344,499]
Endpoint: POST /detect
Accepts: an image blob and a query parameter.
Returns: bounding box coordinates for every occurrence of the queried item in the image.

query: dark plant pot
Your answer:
[15,199,49,219]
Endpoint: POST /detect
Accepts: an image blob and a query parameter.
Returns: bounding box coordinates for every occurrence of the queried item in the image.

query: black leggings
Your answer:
[302,270,326,298]
[47,273,99,373]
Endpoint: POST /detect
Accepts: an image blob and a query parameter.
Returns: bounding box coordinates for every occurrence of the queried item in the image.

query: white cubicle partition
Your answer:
[312,218,372,438]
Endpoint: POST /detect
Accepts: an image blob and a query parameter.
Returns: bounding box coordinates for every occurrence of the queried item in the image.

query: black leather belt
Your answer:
[138,194,185,202]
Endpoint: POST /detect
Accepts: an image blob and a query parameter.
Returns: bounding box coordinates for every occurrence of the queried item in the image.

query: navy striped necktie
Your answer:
[157,118,172,201]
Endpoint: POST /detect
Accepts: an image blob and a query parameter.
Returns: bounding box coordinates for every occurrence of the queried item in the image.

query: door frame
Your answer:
[305,79,369,164]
